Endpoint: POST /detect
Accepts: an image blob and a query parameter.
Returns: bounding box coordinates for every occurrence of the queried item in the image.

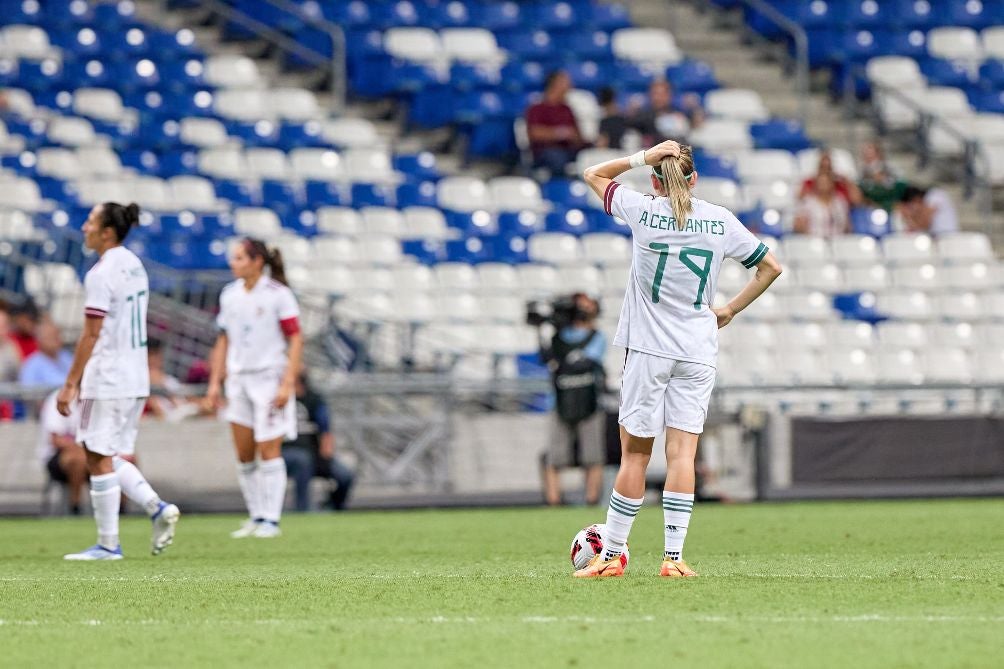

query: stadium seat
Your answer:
[936,232,993,262]
[923,348,972,384]
[204,54,263,89]
[402,207,451,240]
[437,176,490,212]
[312,236,358,265]
[796,264,844,292]
[877,348,925,385]
[234,207,282,238]
[198,147,246,180]
[877,321,929,348]
[784,291,839,321]
[179,117,231,148]
[290,148,343,181]
[935,291,983,321]
[828,321,876,349]
[782,236,832,267]
[866,56,926,90]
[688,119,753,154]
[612,28,682,68]
[582,233,631,266]
[876,290,934,320]
[843,264,890,292]
[828,347,877,385]
[704,89,770,123]
[882,233,935,264]
[316,207,361,236]
[357,235,403,266]
[927,27,984,63]
[322,118,381,149]
[488,177,545,213]
[556,265,603,295]
[440,28,504,66]
[692,177,745,212]
[476,263,520,294]
[169,175,219,211]
[360,206,406,237]
[269,88,321,122]
[214,89,271,122]
[891,263,939,290]
[73,88,129,123]
[930,322,977,349]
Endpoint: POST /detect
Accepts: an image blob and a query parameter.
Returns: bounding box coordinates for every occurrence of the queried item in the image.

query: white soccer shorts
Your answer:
[223,369,297,443]
[618,350,716,437]
[76,397,145,457]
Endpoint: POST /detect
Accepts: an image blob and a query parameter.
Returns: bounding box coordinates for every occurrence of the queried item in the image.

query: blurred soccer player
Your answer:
[206,238,303,539]
[576,141,782,577]
[59,202,180,560]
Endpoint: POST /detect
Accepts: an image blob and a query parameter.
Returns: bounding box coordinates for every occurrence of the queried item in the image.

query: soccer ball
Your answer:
[569,523,629,570]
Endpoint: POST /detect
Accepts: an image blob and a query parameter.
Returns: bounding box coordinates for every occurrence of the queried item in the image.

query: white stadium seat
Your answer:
[601,264,630,295]
[389,292,437,324]
[0,119,25,155]
[983,26,1004,60]
[168,175,219,211]
[923,349,972,384]
[736,290,783,320]
[719,321,775,352]
[290,148,343,181]
[611,28,682,67]
[384,28,444,64]
[434,262,479,290]
[322,118,381,149]
[391,265,435,293]
[796,264,844,292]
[784,291,839,321]
[357,235,403,266]
[129,176,171,211]
[735,150,798,185]
[930,322,977,349]
[204,55,263,88]
[941,263,995,291]
[36,148,83,180]
[213,89,271,122]
[0,176,43,211]
[245,148,290,181]
[927,27,984,62]
[692,177,745,212]
[936,232,993,262]
[0,25,56,60]
[488,176,545,212]
[234,207,282,238]
[877,347,925,385]
[843,264,890,292]
[197,147,246,180]
[180,117,231,148]
[73,88,127,122]
[316,207,360,237]
[77,146,122,177]
[556,265,603,294]
[828,348,877,385]
[831,234,881,265]
[782,235,831,267]
[877,321,928,348]
[46,116,97,147]
[875,84,926,131]
[935,291,983,321]
[704,89,770,123]
[688,119,752,154]
[402,207,451,240]
[440,28,505,65]
[779,350,832,386]
[828,321,875,349]
[1,88,35,118]
[744,181,795,212]
[273,235,312,266]
[527,232,581,265]
[0,210,36,240]
[72,178,127,206]
[437,176,490,212]
[912,86,973,117]
[973,348,1004,383]
[435,292,481,323]
[343,148,396,184]
[876,290,934,320]
[582,233,631,265]
[360,207,406,237]
[348,268,395,294]
[517,264,560,298]
[269,88,321,121]
[891,263,939,290]
[866,56,925,90]
[566,89,602,143]
[477,263,520,294]
[775,322,828,349]
[312,236,357,265]
[882,233,935,264]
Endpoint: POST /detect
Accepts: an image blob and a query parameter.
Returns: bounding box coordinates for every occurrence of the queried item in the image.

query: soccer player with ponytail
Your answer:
[206,238,302,538]
[576,141,782,578]
[60,202,180,560]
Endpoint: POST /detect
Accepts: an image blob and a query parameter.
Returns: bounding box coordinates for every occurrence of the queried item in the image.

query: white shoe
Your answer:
[151,502,180,555]
[252,522,281,538]
[230,519,261,539]
[64,544,124,561]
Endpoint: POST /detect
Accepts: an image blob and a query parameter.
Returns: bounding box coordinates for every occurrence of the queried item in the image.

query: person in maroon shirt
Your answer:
[8,300,40,359]
[525,70,584,176]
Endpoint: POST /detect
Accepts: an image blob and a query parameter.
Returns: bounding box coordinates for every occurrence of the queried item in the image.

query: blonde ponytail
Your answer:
[656,144,695,226]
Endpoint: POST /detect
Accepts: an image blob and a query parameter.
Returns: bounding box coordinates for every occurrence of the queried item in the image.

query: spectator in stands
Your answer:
[793,171,851,237]
[8,300,40,359]
[596,87,629,150]
[525,70,584,176]
[897,185,959,237]
[37,389,87,515]
[632,79,692,146]
[541,293,607,506]
[799,150,862,207]
[18,320,72,387]
[146,338,200,421]
[0,307,21,383]
[282,374,354,512]
[858,141,906,212]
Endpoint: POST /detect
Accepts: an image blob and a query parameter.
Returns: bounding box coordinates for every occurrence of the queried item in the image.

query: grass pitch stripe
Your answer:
[608,498,640,517]
[741,242,768,269]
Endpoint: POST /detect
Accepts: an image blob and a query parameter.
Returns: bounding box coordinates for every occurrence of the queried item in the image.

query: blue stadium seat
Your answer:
[278,121,325,150]
[0,0,42,24]
[979,60,1004,90]
[969,90,1004,114]
[833,292,885,324]
[227,121,282,148]
[613,62,660,92]
[565,61,611,91]
[351,183,395,208]
[842,29,892,63]
[893,0,944,30]
[402,239,446,264]
[846,1,892,28]
[410,84,455,128]
[500,61,546,93]
[158,60,209,93]
[322,1,375,29]
[739,207,784,238]
[920,58,979,90]
[532,2,577,31]
[436,1,473,28]
[850,207,892,237]
[750,120,813,152]
[147,29,204,60]
[449,63,502,92]
[396,181,438,208]
[491,234,530,264]
[261,180,305,214]
[588,3,632,31]
[667,60,720,94]
[790,0,845,29]
[445,210,498,238]
[119,149,161,174]
[214,179,259,207]
[889,30,930,60]
[553,30,613,61]
[393,152,441,182]
[545,209,592,236]
[498,211,546,236]
[496,30,557,63]
[158,150,199,177]
[480,2,523,32]
[542,180,593,209]
[692,153,739,181]
[445,237,493,263]
[947,0,994,29]
[159,213,205,237]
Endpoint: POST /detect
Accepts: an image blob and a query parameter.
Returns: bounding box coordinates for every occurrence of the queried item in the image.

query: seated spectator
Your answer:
[8,300,40,359]
[858,141,906,211]
[799,150,862,206]
[0,307,21,382]
[793,172,850,237]
[595,87,629,150]
[525,70,584,176]
[631,79,691,145]
[18,320,72,387]
[146,338,202,421]
[282,374,354,512]
[37,389,87,515]
[897,185,959,236]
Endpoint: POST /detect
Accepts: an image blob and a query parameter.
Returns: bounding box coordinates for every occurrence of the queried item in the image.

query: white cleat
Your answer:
[151,502,180,555]
[64,544,124,561]
[230,519,261,538]
[252,522,281,539]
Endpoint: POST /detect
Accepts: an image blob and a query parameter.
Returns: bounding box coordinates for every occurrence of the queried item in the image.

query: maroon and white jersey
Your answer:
[81,246,150,399]
[216,278,300,374]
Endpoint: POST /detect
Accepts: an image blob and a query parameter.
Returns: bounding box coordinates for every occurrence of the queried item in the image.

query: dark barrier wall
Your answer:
[792,417,1004,483]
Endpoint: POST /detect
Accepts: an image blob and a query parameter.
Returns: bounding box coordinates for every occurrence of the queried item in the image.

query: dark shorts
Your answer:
[47,451,68,483]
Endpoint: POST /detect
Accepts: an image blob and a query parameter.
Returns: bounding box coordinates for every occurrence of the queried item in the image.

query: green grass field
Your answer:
[1,499,1002,668]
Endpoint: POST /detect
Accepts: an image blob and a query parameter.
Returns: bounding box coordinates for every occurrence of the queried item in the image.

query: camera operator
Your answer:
[536,293,608,506]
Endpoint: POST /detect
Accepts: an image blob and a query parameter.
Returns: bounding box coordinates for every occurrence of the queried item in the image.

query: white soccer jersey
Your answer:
[604,181,767,367]
[81,246,151,399]
[216,278,300,374]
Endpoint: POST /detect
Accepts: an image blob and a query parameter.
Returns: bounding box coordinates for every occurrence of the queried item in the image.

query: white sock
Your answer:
[90,472,121,549]
[237,461,263,522]
[663,491,695,561]
[258,457,287,524]
[113,457,162,516]
[601,490,643,561]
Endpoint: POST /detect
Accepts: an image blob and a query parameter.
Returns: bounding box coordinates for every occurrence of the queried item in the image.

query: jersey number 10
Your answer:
[649,244,713,310]
[126,290,148,349]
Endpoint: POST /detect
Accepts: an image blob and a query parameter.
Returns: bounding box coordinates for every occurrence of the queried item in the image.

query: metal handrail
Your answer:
[259,0,347,112]
[735,0,810,126]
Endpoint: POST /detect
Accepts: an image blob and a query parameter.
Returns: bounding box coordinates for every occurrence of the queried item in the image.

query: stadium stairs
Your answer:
[666,0,997,242]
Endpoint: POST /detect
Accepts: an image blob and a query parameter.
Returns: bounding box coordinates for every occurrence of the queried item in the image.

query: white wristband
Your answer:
[628,150,647,169]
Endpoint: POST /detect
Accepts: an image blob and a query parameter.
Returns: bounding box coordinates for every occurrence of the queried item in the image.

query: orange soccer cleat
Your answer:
[659,558,697,578]
[573,554,625,578]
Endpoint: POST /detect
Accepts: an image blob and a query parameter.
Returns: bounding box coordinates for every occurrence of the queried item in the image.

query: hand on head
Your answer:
[644,140,681,166]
